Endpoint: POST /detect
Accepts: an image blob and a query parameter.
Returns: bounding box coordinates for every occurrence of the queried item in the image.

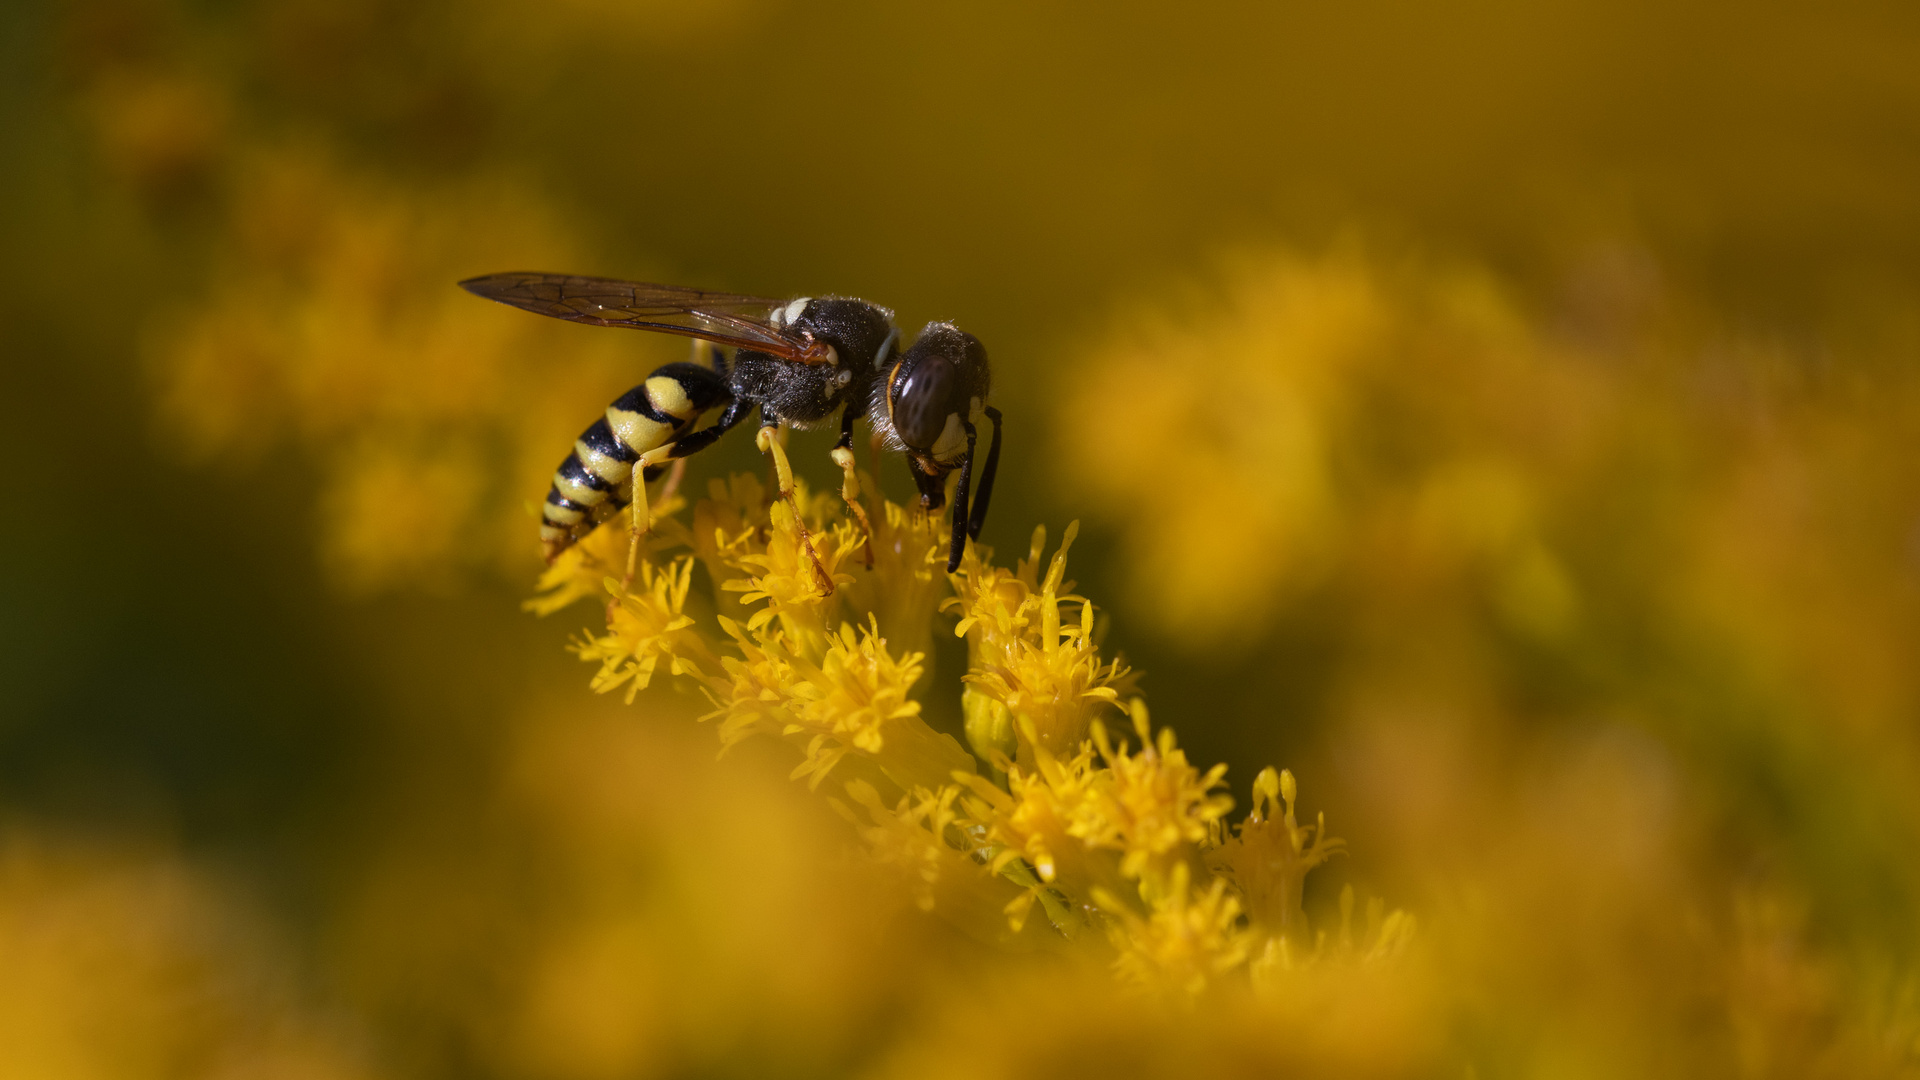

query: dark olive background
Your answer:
[5,1,1920,1073]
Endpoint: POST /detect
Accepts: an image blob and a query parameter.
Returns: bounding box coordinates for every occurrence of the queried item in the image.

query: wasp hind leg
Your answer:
[618,396,754,592]
[611,460,678,593]
[600,461,666,517]
[756,424,837,594]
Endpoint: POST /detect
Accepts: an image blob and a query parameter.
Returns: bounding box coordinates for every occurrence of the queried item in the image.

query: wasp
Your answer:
[458,273,1002,581]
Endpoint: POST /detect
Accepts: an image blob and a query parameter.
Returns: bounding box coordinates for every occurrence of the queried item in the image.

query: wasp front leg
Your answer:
[946,420,979,573]
[910,458,946,514]
[831,408,876,569]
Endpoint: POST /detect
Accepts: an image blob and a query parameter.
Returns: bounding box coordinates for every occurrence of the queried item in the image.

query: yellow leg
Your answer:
[832,446,875,569]
[757,425,835,594]
[621,447,673,594]
[758,424,795,497]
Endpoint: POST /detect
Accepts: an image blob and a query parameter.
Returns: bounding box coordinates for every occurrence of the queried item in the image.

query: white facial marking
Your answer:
[931,412,966,461]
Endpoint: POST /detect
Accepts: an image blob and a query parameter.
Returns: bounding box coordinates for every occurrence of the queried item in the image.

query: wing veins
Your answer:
[459,272,811,359]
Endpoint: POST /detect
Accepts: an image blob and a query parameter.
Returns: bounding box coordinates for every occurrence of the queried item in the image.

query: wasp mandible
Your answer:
[458,273,1002,582]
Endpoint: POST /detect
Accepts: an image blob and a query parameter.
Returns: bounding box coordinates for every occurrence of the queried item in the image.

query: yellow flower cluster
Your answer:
[532,466,1405,992]
[946,523,1134,768]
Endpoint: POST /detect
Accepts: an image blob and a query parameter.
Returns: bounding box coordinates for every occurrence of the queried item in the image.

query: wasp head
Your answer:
[874,322,990,477]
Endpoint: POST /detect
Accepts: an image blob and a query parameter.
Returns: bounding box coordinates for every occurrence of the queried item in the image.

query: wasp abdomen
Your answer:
[539,362,730,560]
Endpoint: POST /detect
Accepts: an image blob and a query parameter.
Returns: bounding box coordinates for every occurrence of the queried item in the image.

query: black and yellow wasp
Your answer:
[458,273,1002,576]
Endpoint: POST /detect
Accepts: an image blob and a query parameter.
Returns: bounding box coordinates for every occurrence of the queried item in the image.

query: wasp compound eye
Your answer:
[892,354,955,449]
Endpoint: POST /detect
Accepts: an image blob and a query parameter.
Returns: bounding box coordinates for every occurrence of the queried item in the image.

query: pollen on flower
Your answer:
[531,470,1381,993]
[795,621,923,753]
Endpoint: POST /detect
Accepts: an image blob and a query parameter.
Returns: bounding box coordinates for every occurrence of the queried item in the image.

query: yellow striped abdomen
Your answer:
[539,364,730,561]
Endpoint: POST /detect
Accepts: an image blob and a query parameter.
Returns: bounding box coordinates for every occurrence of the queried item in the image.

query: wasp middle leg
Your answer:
[755,424,837,594]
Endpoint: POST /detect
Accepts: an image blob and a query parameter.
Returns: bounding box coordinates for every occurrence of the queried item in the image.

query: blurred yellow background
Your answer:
[5,0,1920,1076]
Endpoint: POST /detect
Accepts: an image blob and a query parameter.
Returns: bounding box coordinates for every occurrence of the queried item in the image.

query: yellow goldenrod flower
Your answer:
[953,701,1229,907]
[537,471,1379,995]
[1084,701,1234,887]
[957,738,1131,903]
[723,497,860,641]
[704,616,970,792]
[1208,766,1346,946]
[838,493,952,676]
[569,555,716,703]
[1095,862,1251,996]
[833,781,973,913]
[526,491,691,617]
[689,472,776,624]
[945,523,1134,766]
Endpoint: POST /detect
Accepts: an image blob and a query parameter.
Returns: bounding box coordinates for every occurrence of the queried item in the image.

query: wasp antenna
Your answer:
[967,406,1002,541]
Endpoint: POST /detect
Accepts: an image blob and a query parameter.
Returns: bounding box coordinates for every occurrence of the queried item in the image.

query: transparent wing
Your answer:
[458,272,829,362]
